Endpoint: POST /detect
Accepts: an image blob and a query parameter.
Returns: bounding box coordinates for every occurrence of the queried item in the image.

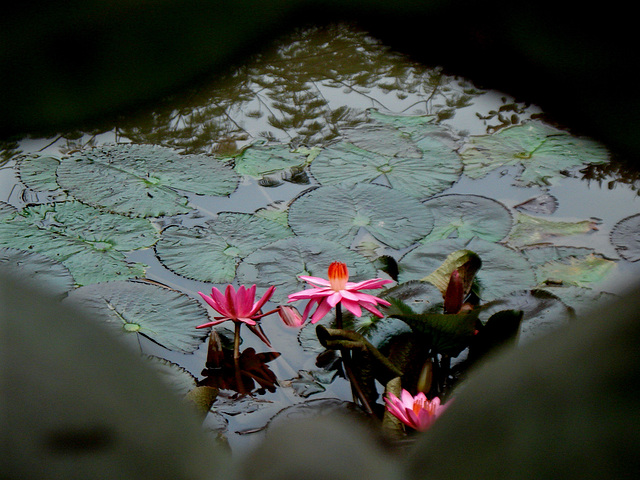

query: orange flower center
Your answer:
[328,261,349,291]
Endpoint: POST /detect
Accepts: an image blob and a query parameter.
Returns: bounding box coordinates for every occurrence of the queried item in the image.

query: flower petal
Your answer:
[340,298,363,318]
[298,275,332,287]
[250,285,276,315]
[224,285,238,319]
[310,299,333,323]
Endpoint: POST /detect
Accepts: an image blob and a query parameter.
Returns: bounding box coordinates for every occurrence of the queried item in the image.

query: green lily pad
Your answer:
[63,281,210,353]
[0,201,17,219]
[610,213,640,261]
[398,238,536,302]
[522,245,617,287]
[288,183,434,249]
[477,289,574,344]
[0,247,75,297]
[0,201,158,285]
[365,109,438,137]
[506,212,599,248]
[155,212,293,283]
[233,141,318,178]
[56,144,239,217]
[17,154,68,198]
[146,355,198,398]
[460,120,609,186]
[421,194,513,243]
[310,135,462,199]
[538,286,618,316]
[236,236,378,303]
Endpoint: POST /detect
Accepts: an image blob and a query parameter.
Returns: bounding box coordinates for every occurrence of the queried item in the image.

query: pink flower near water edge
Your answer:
[287,261,393,324]
[196,284,276,328]
[385,390,448,432]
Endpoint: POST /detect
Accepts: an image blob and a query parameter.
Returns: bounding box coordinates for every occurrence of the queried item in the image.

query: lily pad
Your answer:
[288,183,433,249]
[146,355,198,397]
[56,144,239,217]
[0,247,75,297]
[398,238,536,302]
[506,212,599,248]
[0,201,17,219]
[421,194,513,243]
[310,135,462,199]
[233,141,318,178]
[460,120,609,186]
[611,213,640,261]
[17,154,68,199]
[63,281,210,353]
[0,201,158,285]
[522,245,617,287]
[236,236,378,303]
[155,212,293,283]
[514,194,558,215]
[477,289,574,344]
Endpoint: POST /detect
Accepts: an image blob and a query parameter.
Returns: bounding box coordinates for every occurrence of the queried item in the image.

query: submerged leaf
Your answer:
[610,213,640,261]
[460,120,609,186]
[514,194,558,215]
[421,194,513,243]
[63,281,210,353]
[288,183,434,249]
[155,212,293,283]
[0,201,158,285]
[236,236,377,303]
[57,144,239,217]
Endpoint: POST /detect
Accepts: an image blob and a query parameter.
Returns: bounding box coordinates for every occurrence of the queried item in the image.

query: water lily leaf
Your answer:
[506,212,599,248]
[421,194,513,243]
[63,281,210,353]
[399,238,536,301]
[155,212,293,283]
[460,120,609,186]
[610,213,640,261]
[366,109,438,137]
[233,141,318,177]
[477,289,574,344]
[420,249,482,298]
[236,236,377,303]
[57,144,239,217]
[0,201,158,285]
[17,154,68,199]
[514,194,558,215]
[522,245,617,287]
[288,184,433,249]
[146,355,198,398]
[310,136,462,199]
[0,247,75,297]
[0,201,17,219]
[538,286,618,316]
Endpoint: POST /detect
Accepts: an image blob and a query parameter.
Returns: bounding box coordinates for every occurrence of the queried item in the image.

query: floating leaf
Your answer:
[506,212,599,248]
[155,212,293,283]
[17,154,68,199]
[0,247,74,297]
[310,135,462,199]
[421,194,513,243]
[0,201,17,219]
[611,213,640,261]
[233,141,318,177]
[57,144,239,217]
[514,194,558,215]
[399,238,536,301]
[420,249,482,298]
[522,245,616,287]
[460,120,609,186]
[288,184,433,249]
[146,355,198,398]
[63,281,210,353]
[477,289,574,344]
[538,286,618,316]
[236,236,377,303]
[0,201,158,285]
[366,109,438,137]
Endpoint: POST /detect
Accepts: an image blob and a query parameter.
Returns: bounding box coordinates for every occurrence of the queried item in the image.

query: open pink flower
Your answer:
[384,389,448,431]
[196,284,276,328]
[287,261,392,323]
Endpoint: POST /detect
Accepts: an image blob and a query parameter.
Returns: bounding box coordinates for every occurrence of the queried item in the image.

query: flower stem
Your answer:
[233,321,242,361]
[335,304,374,416]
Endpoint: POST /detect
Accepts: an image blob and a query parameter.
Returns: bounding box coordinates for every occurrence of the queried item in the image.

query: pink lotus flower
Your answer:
[278,305,305,327]
[196,284,276,328]
[384,389,448,431]
[287,261,392,323]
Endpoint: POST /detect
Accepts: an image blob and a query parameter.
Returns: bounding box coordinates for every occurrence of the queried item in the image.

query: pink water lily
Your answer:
[288,261,392,324]
[196,284,276,328]
[384,389,448,431]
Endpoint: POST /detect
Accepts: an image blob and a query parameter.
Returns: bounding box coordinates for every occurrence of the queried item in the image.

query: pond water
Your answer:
[1,23,639,455]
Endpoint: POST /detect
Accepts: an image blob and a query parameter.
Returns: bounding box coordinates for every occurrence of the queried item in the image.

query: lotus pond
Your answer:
[1,24,639,454]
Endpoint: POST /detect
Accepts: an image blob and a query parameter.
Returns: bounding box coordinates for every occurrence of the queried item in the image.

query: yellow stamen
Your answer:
[328,261,349,291]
